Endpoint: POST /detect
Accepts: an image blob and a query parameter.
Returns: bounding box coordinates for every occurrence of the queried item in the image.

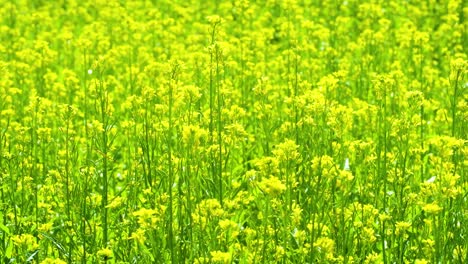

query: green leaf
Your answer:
[5,240,13,259]
[0,223,10,235]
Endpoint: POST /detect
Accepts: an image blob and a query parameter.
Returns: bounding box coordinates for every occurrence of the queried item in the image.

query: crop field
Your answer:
[0,0,467,263]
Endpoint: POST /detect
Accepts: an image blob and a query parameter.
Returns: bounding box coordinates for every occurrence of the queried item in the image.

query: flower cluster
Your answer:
[0,0,466,263]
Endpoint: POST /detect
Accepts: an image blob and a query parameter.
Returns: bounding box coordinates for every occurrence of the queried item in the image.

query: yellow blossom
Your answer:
[40,258,67,264]
[210,250,231,263]
[422,203,442,214]
[259,176,286,196]
[97,247,113,259]
[395,221,412,235]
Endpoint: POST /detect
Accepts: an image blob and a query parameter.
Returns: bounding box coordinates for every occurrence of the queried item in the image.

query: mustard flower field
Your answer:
[0,0,467,263]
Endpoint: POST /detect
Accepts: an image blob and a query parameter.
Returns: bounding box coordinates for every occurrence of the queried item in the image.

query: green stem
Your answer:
[216,45,223,207]
[167,63,178,263]
[97,77,110,252]
[64,107,73,264]
[81,49,89,264]
[451,69,460,137]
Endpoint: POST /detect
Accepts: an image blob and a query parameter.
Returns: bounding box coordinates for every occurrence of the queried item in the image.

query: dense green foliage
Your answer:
[0,0,466,263]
